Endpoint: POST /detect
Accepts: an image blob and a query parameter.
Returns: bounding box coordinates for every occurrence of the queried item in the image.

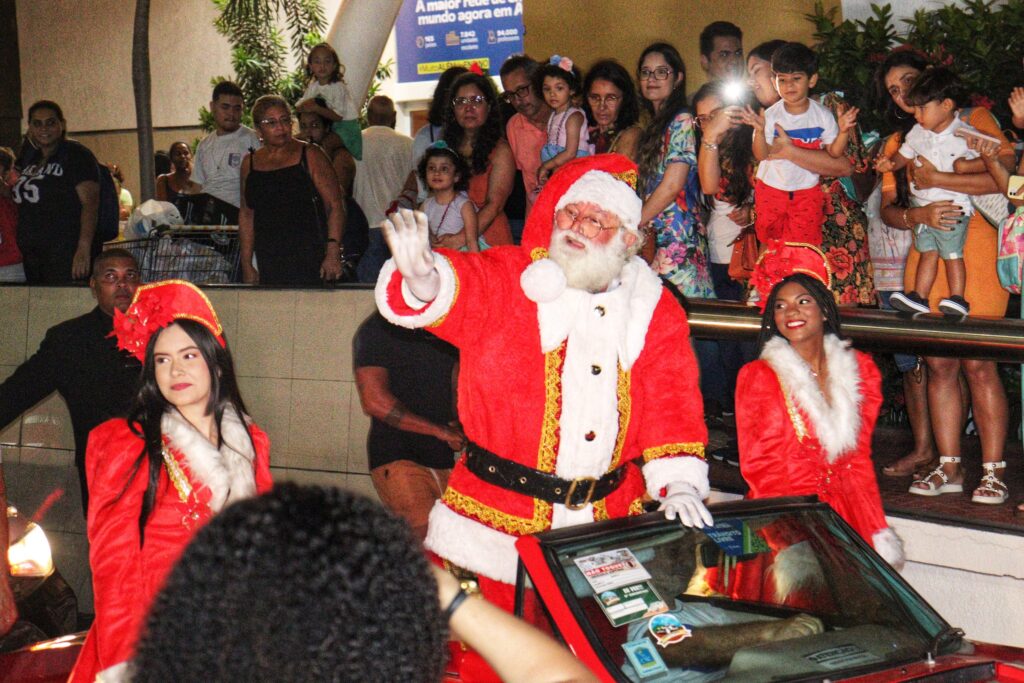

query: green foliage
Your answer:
[201,0,326,131]
[808,0,1024,135]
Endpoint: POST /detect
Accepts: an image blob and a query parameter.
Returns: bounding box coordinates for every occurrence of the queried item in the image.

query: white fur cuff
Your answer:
[643,456,710,500]
[374,255,457,330]
[872,527,905,571]
[424,502,521,584]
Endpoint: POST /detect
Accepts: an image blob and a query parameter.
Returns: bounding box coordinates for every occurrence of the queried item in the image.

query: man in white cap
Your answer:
[377,154,710,614]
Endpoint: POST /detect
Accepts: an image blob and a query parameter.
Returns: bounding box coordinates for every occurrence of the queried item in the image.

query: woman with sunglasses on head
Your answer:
[736,242,903,569]
[239,94,345,285]
[636,42,715,298]
[582,59,641,160]
[442,72,515,247]
[69,281,273,683]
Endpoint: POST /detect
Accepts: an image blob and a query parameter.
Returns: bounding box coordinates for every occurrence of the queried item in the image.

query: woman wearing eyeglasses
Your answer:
[239,94,345,285]
[582,59,641,160]
[636,43,715,298]
[442,72,514,247]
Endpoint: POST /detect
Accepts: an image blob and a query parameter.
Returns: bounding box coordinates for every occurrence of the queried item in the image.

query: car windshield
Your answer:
[526,501,957,682]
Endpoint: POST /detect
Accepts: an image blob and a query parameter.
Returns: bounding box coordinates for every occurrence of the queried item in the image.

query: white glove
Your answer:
[659,482,713,528]
[380,208,440,302]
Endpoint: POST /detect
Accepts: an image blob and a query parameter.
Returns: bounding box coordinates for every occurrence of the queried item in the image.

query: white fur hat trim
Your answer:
[554,170,642,233]
[520,257,567,303]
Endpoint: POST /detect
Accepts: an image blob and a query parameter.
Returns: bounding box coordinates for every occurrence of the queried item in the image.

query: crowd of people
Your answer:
[2,17,1024,681]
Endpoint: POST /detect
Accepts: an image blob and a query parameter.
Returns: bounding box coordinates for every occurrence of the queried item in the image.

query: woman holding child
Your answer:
[744,41,874,306]
[875,52,1013,504]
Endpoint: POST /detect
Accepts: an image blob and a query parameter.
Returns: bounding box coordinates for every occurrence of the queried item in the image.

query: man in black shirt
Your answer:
[0,248,142,513]
[353,312,464,541]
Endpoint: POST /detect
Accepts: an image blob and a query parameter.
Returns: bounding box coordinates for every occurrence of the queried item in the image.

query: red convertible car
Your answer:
[4,497,1024,682]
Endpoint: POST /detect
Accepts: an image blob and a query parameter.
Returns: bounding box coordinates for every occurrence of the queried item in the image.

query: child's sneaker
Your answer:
[938,295,970,316]
[889,291,930,314]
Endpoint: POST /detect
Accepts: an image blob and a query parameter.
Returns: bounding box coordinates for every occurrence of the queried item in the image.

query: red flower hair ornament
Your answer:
[749,241,832,312]
[112,280,225,361]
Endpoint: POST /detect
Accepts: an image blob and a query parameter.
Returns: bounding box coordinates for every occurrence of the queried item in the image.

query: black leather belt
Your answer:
[464,443,627,510]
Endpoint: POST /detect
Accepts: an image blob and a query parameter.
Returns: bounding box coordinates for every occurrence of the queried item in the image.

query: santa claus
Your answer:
[377,154,711,610]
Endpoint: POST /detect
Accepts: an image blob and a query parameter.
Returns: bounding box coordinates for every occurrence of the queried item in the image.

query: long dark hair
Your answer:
[873,50,931,209]
[125,320,249,545]
[756,274,842,350]
[636,42,689,191]
[427,66,469,127]
[442,72,504,176]
[582,59,640,131]
[691,81,754,207]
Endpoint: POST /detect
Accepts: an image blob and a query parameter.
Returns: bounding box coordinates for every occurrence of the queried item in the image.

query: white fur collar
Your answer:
[161,407,257,512]
[522,256,662,370]
[760,334,862,462]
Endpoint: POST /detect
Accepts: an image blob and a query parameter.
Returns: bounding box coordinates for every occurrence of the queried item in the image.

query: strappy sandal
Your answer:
[909,456,964,496]
[971,461,1008,505]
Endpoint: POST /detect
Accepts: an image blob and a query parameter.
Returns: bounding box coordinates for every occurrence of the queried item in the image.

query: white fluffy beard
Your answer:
[548,229,632,292]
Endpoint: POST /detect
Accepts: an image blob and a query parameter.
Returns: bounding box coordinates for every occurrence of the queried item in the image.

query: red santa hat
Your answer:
[112,280,225,361]
[520,154,641,255]
[749,241,832,311]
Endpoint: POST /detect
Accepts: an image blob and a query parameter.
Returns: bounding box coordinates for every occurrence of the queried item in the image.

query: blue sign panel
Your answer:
[394,0,525,83]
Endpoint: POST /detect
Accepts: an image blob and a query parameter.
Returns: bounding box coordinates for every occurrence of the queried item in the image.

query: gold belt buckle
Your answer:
[565,476,597,510]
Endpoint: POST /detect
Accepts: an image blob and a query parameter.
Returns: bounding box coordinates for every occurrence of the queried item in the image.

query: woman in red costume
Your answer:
[736,242,904,570]
[70,281,273,682]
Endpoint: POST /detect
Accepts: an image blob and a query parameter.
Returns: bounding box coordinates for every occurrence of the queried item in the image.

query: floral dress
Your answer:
[816,92,875,306]
[645,112,715,298]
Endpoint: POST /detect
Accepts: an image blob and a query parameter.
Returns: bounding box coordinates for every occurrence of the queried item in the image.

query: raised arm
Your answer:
[381,208,441,302]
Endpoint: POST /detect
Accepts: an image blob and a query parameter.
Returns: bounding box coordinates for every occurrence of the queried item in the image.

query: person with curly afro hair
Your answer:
[131,483,448,683]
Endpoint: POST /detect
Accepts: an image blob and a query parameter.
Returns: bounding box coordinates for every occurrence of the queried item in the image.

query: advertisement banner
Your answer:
[394,0,525,83]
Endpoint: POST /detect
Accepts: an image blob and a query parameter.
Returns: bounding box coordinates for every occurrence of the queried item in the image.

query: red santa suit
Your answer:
[736,333,903,567]
[70,409,273,682]
[376,155,709,594]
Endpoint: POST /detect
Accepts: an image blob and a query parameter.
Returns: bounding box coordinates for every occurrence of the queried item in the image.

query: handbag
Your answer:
[996,207,1024,294]
[971,192,1011,229]
[727,226,759,281]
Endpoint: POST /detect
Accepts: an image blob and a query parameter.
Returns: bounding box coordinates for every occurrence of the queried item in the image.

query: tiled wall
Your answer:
[0,284,381,613]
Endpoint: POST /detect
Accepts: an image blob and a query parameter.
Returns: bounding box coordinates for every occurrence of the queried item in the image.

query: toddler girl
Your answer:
[295,43,363,160]
[534,55,592,187]
[418,142,480,252]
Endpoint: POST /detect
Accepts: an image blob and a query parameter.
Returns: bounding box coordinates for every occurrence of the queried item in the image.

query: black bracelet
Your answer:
[443,588,470,620]
[326,237,339,243]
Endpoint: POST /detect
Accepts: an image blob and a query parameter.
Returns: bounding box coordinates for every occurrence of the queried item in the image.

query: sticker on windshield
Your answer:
[703,519,770,557]
[622,638,670,678]
[574,548,652,592]
[804,644,883,670]
[595,580,669,627]
[647,613,693,648]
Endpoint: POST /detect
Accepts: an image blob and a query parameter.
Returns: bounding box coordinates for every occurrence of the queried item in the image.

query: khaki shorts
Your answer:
[371,460,451,541]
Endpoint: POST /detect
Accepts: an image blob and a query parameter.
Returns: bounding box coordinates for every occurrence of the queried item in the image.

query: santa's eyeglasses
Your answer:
[555,205,621,239]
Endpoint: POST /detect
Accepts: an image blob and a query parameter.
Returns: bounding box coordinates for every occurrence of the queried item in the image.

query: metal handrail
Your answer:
[685,300,1024,363]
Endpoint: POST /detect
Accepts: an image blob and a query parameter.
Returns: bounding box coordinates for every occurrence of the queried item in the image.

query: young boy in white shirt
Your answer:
[876,67,990,316]
[743,42,857,245]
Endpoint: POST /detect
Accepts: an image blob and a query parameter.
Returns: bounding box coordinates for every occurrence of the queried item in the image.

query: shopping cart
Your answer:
[109,226,240,284]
